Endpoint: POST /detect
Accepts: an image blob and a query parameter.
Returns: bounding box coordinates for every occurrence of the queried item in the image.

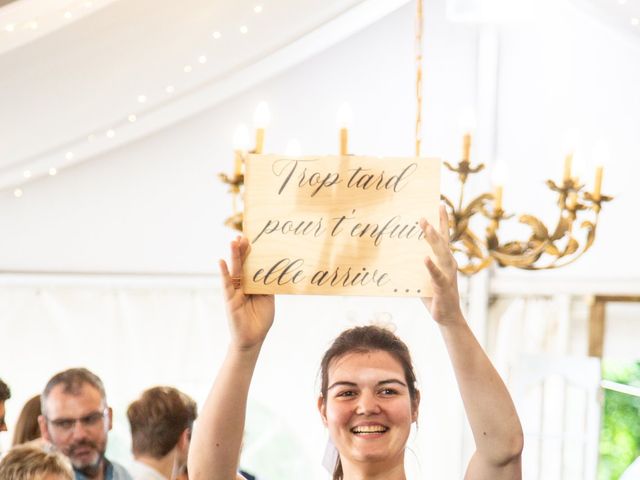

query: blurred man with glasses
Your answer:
[38,368,132,480]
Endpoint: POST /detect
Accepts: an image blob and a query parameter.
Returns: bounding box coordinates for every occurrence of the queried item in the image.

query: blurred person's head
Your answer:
[13,394,42,446]
[0,377,11,432]
[0,444,73,480]
[38,368,112,478]
[127,386,197,475]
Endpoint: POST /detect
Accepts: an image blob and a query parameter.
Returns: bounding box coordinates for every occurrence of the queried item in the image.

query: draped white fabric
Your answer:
[488,296,601,480]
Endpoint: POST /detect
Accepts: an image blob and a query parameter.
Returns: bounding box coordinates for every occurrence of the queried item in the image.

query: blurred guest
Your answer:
[0,377,11,433]
[38,368,132,480]
[13,394,44,447]
[0,444,73,480]
[126,386,197,480]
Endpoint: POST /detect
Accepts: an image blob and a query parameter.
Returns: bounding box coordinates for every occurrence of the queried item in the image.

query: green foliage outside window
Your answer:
[599,361,640,480]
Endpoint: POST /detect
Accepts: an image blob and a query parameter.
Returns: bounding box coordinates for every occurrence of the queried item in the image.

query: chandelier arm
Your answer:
[489,213,599,270]
[491,240,548,268]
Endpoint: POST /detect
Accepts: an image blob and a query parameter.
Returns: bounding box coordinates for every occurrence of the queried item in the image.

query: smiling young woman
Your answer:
[188,206,524,480]
[318,327,420,479]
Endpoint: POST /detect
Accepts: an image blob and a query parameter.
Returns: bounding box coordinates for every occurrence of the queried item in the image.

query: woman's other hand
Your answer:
[420,205,464,326]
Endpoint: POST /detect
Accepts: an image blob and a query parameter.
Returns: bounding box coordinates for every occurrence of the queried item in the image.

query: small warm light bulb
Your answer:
[212,31,221,39]
[336,103,354,129]
[240,25,248,34]
[198,55,207,64]
[491,158,508,187]
[632,17,640,26]
[14,188,23,198]
[253,101,271,128]
[165,85,175,94]
[64,11,73,19]
[458,108,476,133]
[285,139,302,157]
[5,24,15,32]
[233,124,251,151]
[572,149,588,182]
[49,167,57,176]
[491,158,507,210]
[87,133,96,142]
[561,128,580,181]
[184,65,193,73]
[65,151,74,160]
[592,139,610,197]
[23,170,31,178]
[106,129,115,138]
[254,5,263,13]
[137,94,147,103]
[128,114,137,123]
[29,21,38,30]
[562,128,580,154]
[593,139,611,166]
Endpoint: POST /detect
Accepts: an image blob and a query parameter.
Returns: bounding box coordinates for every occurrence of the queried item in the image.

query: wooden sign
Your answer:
[242,154,440,297]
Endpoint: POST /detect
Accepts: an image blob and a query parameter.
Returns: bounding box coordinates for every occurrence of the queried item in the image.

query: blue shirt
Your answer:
[74,458,133,480]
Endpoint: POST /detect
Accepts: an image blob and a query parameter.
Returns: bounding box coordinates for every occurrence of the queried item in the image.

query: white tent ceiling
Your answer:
[0,0,411,191]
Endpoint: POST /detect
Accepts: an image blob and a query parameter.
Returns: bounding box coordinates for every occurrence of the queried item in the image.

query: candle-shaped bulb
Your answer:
[285,139,302,157]
[458,108,476,133]
[494,185,503,211]
[561,128,579,181]
[233,124,250,151]
[233,124,250,176]
[253,101,270,154]
[572,149,588,184]
[336,102,354,129]
[336,102,353,155]
[592,140,609,199]
[491,158,507,211]
[253,101,271,128]
[561,128,580,155]
[593,166,603,199]
[458,108,475,162]
[491,158,508,187]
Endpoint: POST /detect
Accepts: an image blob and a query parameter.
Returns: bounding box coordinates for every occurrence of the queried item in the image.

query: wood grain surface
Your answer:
[243,154,440,297]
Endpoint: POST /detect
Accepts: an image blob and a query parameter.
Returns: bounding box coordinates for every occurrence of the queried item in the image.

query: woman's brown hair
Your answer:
[12,394,41,446]
[319,325,419,480]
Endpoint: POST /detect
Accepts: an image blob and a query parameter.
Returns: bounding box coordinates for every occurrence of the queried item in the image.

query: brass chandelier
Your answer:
[219,1,611,275]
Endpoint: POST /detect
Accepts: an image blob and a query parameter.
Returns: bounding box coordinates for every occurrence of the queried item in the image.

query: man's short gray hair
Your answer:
[41,368,107,415]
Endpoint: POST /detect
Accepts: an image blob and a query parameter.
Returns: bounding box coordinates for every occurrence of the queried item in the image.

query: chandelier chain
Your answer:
[415,0,424,157]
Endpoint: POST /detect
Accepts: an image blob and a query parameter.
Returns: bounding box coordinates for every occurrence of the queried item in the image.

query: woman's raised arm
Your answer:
[189,236,275,480]
[420,206,524,480]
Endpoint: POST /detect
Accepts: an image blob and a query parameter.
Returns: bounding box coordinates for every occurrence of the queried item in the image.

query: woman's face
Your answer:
[318,350,419,471]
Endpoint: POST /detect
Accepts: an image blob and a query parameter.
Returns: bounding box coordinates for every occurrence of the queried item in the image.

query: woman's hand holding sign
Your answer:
[420,205,464,326]
[219,235,275,352]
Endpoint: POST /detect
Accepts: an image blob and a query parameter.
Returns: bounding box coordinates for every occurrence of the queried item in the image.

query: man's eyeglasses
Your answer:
[46,409,108,433]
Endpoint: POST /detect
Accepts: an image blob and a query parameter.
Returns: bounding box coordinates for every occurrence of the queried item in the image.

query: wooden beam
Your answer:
[588,297,606,358]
